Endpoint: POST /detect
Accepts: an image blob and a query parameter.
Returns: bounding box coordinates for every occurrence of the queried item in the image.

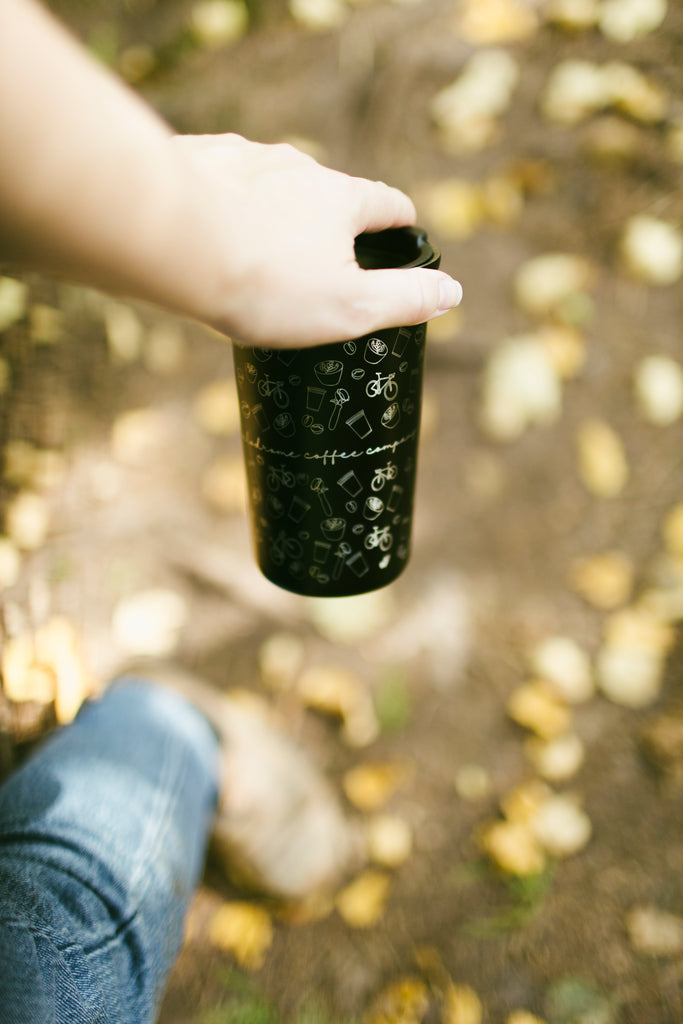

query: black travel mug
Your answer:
[233,225,440,597]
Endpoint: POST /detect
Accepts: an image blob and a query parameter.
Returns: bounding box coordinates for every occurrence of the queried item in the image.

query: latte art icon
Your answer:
[365,337,388,364]
[314,359,344,387]
[321,517,347,542]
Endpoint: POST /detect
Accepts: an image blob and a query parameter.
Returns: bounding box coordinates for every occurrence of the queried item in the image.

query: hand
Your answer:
[172,134,462,346]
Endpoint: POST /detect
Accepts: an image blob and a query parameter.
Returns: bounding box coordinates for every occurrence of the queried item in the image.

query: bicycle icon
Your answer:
[266,464,296,491]
[371,461,398,492]
[364,525,393,552]
[271,530,303,566]
[257,375,289,408]
[366,372,398,401]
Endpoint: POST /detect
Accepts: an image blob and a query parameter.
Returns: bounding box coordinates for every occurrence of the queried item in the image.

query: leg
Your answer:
[0,677,220,1024]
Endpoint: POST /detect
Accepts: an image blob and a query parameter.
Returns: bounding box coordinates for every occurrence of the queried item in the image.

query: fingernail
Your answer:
[438,277,463,311]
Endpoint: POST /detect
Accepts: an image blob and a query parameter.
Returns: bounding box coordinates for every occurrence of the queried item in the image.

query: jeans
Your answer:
[0,678,221,1024]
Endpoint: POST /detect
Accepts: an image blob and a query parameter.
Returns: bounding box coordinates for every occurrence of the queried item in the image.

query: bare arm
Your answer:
[0,0,462,345]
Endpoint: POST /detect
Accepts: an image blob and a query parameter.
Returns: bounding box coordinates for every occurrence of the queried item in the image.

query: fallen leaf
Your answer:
[5,491,50,550]
[529,635,594,704]
[420,178,485,240]
[442,983,483,1024]
[501,779,554,823]
[529,793,592,857]
[598,0,667,41]
[1,616,92,723]
[620,215,683,286]
[454,762,493,802]
[603,61,669,123]
[289,0,348,31]
[430,49,520,152]
[0,277,28,331]
[208,901,273,969]
[343,762,411,811]
[336,870,390,928]
[569,551,635,609]
[626,904,683,957]
[29,304,64,344]
[507,680,573,739]
[479,819,547,876]
[190,0,249,47]
[364,975,430,1024]
[576,419,629,498]
[513,253,596,319]
[365,814,413,868]
[634,355,683,426]
[480,334,562,442]
[542,0,599,31]
[297,663,379,746]
[506,1011,548,1024]
[457,0,538,44]
[525,732,585,782]
[542,59,608,125]
[0,537,21,590]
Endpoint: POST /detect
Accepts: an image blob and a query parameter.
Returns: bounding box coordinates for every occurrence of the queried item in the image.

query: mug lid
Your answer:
[354,225,439,271]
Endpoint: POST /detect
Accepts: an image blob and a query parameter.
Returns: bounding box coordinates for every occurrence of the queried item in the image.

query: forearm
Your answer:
[0,0,462,345]
[0,0,211,316]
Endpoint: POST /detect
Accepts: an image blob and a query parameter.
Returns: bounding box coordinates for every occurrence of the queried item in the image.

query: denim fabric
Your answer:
[0,678,221,1024]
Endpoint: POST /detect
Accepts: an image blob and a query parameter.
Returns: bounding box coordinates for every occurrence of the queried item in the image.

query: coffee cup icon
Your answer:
[381,402,401,429]
[364,496,384,520]
[321,516,347,542]
[273,411,295,437]
[314,359,344,387]
[364,337,388,364]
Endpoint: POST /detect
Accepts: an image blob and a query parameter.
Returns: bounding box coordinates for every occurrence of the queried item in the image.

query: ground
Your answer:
[1,1,683,1022]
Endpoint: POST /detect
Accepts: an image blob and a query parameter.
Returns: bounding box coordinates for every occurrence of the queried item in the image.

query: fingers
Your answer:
[346,266,463,336]
[350,177,417,234]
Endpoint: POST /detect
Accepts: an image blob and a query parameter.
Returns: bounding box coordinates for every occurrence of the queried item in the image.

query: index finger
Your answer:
[350,177,417,236]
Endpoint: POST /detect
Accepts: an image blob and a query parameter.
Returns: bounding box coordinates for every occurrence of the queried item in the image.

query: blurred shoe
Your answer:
[130,663,364,901]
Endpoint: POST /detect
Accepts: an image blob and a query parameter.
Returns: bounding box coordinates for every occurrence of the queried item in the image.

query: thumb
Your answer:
[350,266,463,333]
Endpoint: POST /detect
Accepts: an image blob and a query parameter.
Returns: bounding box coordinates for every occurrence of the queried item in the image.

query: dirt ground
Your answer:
[2,0,683,1022]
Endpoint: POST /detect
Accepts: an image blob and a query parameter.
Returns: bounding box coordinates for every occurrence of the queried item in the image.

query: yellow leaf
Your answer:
[0,277,28,331]
[297,664,379,747]
[5,491,50,550]
[576,419,629,498]
[507,1012,548,1024]
[507,680,572,739]
[442,983,483,1024]
[29,304,64,344]
[190,0,249,47]
[569,551,634,610]
[343,762,411,811]
[336,870,390,929]
[479,819,547,876]
[1,616,92,722]
[364,975,430,1024]
[365,814,413,868]
[208,901,273,970]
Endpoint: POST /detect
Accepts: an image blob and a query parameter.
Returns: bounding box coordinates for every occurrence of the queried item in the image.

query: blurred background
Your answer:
[1,1,683,1021]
